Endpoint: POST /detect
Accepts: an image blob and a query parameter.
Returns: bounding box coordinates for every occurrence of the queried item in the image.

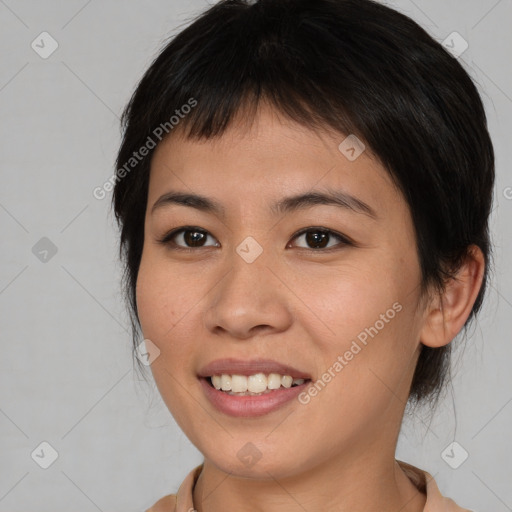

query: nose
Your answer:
[202,245,293,340]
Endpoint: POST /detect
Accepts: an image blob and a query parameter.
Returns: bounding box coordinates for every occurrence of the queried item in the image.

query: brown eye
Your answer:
[289,228,350,251]
[159,227,219,249]
[182,230,208,247]
[158,226,351,252]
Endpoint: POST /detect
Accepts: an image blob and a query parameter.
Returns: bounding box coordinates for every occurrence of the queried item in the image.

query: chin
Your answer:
[202,443,310,481]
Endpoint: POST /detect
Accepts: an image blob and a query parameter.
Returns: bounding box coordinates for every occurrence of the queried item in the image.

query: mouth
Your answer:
[197,359,312,417]
[204,373,310,396]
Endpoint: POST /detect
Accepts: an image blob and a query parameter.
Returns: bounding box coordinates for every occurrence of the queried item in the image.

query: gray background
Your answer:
[0,0,511,510]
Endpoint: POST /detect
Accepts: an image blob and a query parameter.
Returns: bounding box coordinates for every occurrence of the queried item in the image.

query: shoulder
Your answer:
[145,493,177,512]
[424,477,473,512]
[397,460,472,512]
[145,464,203,512]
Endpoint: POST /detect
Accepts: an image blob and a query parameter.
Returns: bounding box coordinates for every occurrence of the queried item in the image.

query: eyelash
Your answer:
[156,225,353,253]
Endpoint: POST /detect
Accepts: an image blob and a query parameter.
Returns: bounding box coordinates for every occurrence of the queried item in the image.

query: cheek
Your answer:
[294,262,398,344]
[135,260,165,339]
[135,252,187,339]
[135,258,198,418]
[135,253,205,374]
[298,258,419,392]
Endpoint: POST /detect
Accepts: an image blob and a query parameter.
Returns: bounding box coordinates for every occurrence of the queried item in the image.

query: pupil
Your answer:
[306,231,328,249]
[185,230,205,247]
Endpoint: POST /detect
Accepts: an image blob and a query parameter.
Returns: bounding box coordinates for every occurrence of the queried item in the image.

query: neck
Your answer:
[192,448,426,512]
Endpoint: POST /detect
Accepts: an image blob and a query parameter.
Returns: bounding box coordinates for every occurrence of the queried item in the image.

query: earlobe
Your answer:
[419,245,485,349]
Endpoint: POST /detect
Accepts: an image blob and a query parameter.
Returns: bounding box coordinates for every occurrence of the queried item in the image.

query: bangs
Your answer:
[119,0,402,146]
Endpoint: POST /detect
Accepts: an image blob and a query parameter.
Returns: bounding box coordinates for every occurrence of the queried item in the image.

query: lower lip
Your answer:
[199,377,309,417]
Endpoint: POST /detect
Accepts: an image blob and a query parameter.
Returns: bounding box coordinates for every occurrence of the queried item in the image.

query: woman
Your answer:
[112,0,495,510]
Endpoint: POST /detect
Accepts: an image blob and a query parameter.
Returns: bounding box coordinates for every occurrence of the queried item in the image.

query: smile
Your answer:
[197,359,312,417]
[210,373,306,395]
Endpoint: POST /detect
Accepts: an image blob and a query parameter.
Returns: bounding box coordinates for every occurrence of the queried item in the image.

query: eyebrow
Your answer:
[151,188,377,220]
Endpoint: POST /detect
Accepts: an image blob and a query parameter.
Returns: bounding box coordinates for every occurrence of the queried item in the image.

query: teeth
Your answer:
[267,373,282,389]
[281,375,293,388]
[248,373,267,393]
[231,375,248,393]
[220,375,232,391]
[212,375,222,390]
[208,373,307,394]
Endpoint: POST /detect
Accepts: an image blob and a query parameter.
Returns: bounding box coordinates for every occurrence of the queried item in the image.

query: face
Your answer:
[136,104,429,479]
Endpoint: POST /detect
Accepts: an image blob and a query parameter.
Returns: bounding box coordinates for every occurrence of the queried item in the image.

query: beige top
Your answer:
[146,460,472,512]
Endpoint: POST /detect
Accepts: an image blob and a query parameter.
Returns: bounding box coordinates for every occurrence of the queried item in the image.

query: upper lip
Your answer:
[198,358,312,380]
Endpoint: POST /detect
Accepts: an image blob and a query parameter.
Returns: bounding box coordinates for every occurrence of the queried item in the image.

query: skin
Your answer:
[136,102,485,512]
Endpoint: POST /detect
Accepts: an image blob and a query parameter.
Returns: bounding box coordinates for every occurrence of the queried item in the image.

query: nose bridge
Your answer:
[231,235,271,293]
[203,237,292,338]
[221,236,274,310]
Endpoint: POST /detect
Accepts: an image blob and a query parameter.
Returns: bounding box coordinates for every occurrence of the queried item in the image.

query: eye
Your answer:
[157,226,219,250]
[288,227,351,251]
[157,226,352,252]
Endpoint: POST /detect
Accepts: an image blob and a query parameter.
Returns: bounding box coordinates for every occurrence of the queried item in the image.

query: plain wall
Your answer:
[1,0,511,510]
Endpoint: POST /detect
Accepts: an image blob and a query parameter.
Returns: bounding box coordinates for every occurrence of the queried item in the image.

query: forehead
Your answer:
[148,104,399,218]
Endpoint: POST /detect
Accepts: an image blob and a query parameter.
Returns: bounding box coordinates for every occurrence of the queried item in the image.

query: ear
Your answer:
[419,245,485,348]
